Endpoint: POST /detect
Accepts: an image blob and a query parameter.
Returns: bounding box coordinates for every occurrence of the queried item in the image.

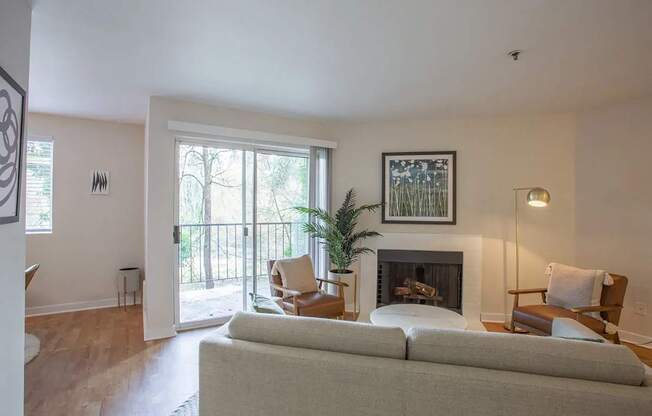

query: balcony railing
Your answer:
[178,222,308,285]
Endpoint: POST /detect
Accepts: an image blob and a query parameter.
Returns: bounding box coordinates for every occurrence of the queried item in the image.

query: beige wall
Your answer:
[72,93,649,342]
[144,96,331,339]
[0,0,30,413]
[330,115,577,318]
[26,114,144,313]
[576,98,652,339]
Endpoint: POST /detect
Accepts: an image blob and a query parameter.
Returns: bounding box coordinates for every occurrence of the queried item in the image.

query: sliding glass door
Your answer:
[174,140,310,327]
[253,150,310,297]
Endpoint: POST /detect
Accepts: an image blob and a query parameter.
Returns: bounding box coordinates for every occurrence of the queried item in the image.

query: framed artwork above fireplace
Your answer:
[382,151,456,224]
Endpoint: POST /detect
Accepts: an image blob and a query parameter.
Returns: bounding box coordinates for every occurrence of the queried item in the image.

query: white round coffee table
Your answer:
[370,304,467,332]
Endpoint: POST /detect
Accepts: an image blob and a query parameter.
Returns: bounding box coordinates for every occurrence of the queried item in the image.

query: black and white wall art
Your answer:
[90,170,110,195]
[0,66,26,225]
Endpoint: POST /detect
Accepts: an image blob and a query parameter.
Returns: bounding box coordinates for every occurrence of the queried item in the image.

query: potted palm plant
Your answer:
[295,189,382,313]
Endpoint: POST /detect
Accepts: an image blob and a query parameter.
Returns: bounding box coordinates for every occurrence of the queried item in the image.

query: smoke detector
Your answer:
[508,50,522,61]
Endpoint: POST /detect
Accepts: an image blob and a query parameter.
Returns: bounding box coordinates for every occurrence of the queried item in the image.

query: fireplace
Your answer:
[377,249,463,314]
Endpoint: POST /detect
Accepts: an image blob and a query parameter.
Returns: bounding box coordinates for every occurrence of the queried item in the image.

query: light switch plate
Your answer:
[634,302,647,316]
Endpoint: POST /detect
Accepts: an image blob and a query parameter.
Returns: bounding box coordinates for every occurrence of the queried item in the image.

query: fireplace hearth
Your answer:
[377,249,463,314]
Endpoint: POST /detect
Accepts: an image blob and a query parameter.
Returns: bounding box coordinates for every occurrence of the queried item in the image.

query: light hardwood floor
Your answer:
[25,306,213,416]
[25,308,651,415]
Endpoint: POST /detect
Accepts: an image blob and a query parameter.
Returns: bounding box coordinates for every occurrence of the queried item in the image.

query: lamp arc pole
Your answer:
[505,187,550,332]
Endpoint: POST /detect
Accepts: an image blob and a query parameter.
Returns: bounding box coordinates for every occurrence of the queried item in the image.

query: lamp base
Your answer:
[503,322,529,334]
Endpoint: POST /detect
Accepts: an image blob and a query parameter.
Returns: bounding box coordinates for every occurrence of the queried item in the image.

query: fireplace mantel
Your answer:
[359,233,484,330]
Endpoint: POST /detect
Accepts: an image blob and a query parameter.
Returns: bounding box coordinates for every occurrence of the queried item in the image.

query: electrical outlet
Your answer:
[634,302,647,316]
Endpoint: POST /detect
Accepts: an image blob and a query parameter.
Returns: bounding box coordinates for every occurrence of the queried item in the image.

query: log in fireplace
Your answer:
[377,249,463,314]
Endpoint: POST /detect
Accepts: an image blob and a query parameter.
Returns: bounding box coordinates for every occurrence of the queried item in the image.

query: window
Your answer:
[25,138,53,233]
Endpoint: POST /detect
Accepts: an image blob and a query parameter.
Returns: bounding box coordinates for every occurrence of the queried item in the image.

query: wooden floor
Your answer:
[25,306,214,416]
[25,308,651,416]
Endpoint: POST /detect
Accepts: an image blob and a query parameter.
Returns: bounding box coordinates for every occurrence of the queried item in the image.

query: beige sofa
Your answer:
[199,312,652,416]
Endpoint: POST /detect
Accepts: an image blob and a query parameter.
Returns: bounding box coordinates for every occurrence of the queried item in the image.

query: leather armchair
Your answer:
[267,260,349,319]
[509,273,628,343]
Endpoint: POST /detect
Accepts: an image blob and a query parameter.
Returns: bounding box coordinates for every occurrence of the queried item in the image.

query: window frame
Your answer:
[25,136,54,234]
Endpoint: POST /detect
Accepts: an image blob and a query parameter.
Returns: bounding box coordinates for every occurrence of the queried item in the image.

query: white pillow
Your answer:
[545,263,613,319]
[271,255,319,294]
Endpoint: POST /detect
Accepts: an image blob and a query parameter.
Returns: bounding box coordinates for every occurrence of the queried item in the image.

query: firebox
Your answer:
[377,249,463,314]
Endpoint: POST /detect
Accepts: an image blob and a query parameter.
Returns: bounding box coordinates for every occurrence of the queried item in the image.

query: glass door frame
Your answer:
[173,135,310,330]
[173,137,252,330]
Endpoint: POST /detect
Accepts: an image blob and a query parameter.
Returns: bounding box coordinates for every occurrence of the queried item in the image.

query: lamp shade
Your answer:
[527,187,550,207]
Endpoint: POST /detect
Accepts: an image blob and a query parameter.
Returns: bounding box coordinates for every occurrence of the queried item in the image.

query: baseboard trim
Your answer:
[144,325,177,341]
[480,312,506,323]
[620,330,652,349]
[26,297,140,317]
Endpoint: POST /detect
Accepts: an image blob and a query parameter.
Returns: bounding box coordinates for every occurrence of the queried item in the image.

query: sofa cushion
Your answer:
[228,311,406,359]
[407,327,645,386]
[272,255,319,293]
[552,318,605,342]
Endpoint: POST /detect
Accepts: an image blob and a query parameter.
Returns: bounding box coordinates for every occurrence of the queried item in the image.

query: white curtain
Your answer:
[308,147,331,280]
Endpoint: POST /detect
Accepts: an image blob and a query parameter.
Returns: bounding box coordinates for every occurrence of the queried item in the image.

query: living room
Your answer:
[1,1,651,415]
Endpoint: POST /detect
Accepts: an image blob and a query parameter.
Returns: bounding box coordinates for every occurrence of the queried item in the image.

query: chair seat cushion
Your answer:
[282,292,344,317]
[513,304,606,334]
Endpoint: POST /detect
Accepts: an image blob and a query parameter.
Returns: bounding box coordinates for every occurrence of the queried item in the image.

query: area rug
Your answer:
[170,393,198,416]
[25,333,40,364]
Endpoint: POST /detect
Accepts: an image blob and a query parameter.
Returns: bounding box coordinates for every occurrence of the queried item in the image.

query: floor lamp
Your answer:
[504,187,551,332]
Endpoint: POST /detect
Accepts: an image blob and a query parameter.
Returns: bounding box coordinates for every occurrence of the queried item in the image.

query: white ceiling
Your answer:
[29,0,652,124]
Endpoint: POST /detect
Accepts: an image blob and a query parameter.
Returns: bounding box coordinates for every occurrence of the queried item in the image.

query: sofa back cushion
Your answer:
[228,311,406,359]
[407,327,645,386]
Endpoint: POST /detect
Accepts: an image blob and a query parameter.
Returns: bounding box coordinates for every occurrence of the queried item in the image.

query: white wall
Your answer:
[576,97,652,340]
[26,113,144,314]
[144,96,331,339]
[329,115,577,319]
[0,0,31,414]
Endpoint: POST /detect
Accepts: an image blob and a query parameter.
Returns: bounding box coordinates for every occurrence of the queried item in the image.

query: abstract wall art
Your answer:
[90,170,110,195]
[0,65,26,225]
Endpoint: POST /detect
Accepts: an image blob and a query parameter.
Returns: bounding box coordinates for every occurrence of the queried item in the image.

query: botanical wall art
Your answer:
[90,170,110,195]
[382,151,456,224]
[0,66,26,225]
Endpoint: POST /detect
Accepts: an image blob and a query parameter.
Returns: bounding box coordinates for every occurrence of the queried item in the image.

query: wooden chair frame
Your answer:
[508,287,624,343]
[270,277,349,318]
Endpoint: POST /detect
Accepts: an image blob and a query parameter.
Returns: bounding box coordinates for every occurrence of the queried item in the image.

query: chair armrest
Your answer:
[315,278,349,288]
[570,305,622,314]
[507,288,547,295]
[269,283,302,297]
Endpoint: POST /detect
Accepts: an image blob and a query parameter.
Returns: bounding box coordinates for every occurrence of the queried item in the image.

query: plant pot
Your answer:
[328,270,358,317]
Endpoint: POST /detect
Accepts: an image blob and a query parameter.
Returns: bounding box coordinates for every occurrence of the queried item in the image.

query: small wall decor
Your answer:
[90,170,110,195]
[382,151,456,224]
[0,66,26,225]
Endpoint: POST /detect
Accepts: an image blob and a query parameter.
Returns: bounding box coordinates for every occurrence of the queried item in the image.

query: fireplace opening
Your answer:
[377,249,463,314]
